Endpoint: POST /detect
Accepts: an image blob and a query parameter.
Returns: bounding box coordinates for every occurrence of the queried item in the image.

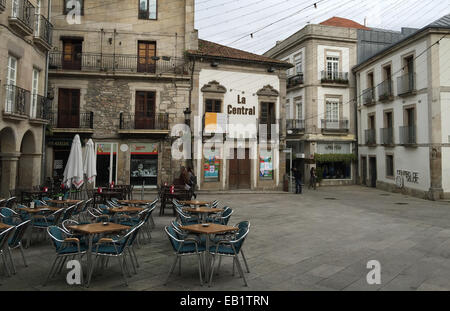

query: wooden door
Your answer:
[137,41,156,73]
[135,91,155,129]
[229,149,250,189]
[58,89,80,128]
[62,40,82,70]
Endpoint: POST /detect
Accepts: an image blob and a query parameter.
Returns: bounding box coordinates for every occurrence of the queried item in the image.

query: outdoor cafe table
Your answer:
[117,200,153,206]
[17,206,62,214]
[21,190,49,202]
[180,223,238,282]
[0,223,12,231]
[93,191,125,205]
[183,207,223,223]
[179,200,211,207]
[68,222,130,286]
[47,199,82,206]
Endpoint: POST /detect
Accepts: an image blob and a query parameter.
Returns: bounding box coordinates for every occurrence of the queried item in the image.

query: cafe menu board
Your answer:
[260,149,273,180]
[204,148,220,181]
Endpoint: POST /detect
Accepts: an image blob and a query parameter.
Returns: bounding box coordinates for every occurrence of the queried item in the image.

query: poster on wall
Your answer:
[130,143,158,186]
[260,149,273,180]
[204,148,220,181]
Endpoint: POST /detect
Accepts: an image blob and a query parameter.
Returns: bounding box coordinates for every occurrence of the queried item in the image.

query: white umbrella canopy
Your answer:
[83,138,96,184]
[63,134,84,189]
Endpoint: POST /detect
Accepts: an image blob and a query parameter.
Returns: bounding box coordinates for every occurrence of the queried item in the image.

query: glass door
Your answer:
[95,142,118,187]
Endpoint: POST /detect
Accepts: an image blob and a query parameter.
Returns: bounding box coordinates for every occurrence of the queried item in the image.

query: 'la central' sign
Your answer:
[227,95,256,115]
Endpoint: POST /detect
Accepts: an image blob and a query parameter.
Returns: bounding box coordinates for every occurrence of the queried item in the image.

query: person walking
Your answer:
[309,167,317,190]
[187,167,197,199]
[292,167,302,194]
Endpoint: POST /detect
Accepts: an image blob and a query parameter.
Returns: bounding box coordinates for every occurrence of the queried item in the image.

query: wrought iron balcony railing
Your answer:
[380,127,394,145]
[30,94,51,120]
[287,73,304,88]
[0,0,6,12]
[321,119,349,131]
[49,111,94,129]
[365,128,376,145]
[4,84,30,116]
[49,52,187,75]
[397,73,416,96]
[362,87,375,105]
[399,125,416,145]
[119,112,169,130]
[378,79,393,101]
[10,0,35,31]
[286,119,305,132]
[34,14,53,46]
[321,71,349,84]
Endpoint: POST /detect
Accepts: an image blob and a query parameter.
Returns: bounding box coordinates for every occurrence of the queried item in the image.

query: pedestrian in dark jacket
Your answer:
[292,167,302,194]
[187,167,197,199]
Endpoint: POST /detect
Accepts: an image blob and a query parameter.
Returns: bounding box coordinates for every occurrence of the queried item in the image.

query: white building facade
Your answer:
[188,40,291,190]
[354,15,450,200]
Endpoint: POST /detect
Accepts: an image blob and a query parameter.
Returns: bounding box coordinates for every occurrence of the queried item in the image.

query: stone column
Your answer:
[18,153,42,189]
[0,152,20,197]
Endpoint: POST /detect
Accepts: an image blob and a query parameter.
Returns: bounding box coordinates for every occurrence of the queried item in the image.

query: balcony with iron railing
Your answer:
[286,119,305,133]
[49,51,188,75]
[3,84,30,119]
[364,129,376,146]
[9,0,35,36]
[119,112,169,134]
[399,125,416,146]
[0,0,6,12]
[362,87,375,106]
[380,127,394,146]
[33,15,53,50]
[30,94,51,122]
[321,71,349,84]
[378,79,394,101]
[49,111,94,133]
[287,73,304,89]
[321,119,349,133]
[397,73,416,96]
[258,119,281,141]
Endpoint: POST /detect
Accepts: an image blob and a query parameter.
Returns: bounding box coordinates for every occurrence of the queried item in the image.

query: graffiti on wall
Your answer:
[397,170,419,184]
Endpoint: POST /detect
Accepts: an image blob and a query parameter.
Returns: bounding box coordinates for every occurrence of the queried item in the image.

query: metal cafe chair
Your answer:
[7,220,32,274]
[0,226,16,277]
[164,225,205,286]
[44,226,86,286]
[87,224,141,287]
[208,224,250,287]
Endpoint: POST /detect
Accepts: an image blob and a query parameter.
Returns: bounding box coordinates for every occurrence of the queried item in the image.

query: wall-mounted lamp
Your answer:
[211,61,219,67]
[151,56,161,61]
[183,108,191,126]
[108,38,113,45]
[267,67,275,73]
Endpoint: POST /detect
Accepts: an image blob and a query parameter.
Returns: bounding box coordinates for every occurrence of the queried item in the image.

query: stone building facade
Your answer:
[0,0,53,196]
[45,0,197,188]
[264,17,360,186]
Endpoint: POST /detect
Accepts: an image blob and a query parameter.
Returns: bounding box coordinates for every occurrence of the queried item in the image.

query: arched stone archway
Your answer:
[0,127,19,197]
[18,130,39,190]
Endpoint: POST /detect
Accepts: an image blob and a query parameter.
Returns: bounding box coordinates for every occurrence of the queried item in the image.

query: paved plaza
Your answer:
[3,185,450,291]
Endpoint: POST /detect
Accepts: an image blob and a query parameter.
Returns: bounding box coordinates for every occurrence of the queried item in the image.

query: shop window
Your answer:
[204,148,220,182]
[317,161,351,180]
[259,149,273,180]
[130,143,158,187]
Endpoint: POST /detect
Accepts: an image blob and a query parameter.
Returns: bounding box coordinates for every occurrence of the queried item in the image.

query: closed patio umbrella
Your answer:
[63,134,84,189]
[83,139,96,184]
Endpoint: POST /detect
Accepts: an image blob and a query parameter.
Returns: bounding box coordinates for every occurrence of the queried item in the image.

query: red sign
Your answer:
[97,187,103,193]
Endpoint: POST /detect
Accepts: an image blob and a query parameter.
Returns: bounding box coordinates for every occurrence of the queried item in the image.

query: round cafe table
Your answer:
[179,200,211,207]
[183,207,223,223]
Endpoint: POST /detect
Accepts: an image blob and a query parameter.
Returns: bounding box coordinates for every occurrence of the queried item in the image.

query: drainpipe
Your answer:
[188,58,195,169]
[41,0,52,185]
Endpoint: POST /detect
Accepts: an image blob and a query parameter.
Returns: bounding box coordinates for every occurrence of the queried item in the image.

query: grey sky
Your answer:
[195,0,450,54]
